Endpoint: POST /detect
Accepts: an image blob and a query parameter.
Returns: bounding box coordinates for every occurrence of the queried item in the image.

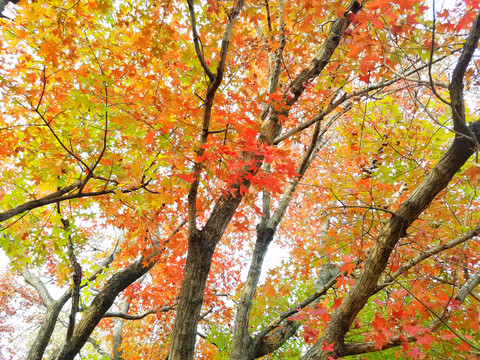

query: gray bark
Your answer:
[22,268,71,360]
[112,301,130,360]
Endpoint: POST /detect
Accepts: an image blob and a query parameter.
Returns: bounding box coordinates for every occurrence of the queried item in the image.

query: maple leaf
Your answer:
[404,323,425,336]
[461,163,480,187]
[372,331,389,349]
[406,346,423,359]
[465,0,480,8]
[302,326,320,344]
[289,309,307,322]
[416,333,435,347]
[309,307,328,316]
[322,342,334,351]
[340,262,355,274]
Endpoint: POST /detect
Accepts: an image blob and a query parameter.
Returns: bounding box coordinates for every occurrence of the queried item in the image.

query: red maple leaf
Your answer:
[322,342,335,351]
[406,346,423,359]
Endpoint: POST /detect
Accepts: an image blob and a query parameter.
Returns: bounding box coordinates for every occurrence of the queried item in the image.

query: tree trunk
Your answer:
[301,12,480,359]
[52,257,154,360]
[166,230,216,359]
[27,294,70,360]
[230,226,274,360]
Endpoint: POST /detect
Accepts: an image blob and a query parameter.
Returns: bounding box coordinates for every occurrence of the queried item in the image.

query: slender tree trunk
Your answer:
[27,295,70,360]
[112,298,131,359]
[52,257,154,360]
[230,226,274,360]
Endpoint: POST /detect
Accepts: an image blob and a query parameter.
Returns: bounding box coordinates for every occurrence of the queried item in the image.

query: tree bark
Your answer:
[168,2,363,359]
[230,226,275,360]
[52,257,154,360]
[22,267,71,360]
[166,230,217,359]
[301,13,480,359]
[112,299,130,359]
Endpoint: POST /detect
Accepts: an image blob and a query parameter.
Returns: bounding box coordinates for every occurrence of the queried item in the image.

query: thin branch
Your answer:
[330,204,396,216]
[0,180,147,223]
[428,1,450,106]
[265,0,272,32]
[104,308,156,320]
[197,331,220,349]
[199,307,214,321]
[274,56,448,144]
[87,337,112,360]
[37,110,90,170]
[21,267,55,308]
[340,272,480,357]
[384,61,448,89]
[448,12,480,141]
[83,235,124,287]
[375,223,480,293]
[57,210,82,343]
[254,270,344,342]
[35,66,47,111]
[187,0,246,231]
[81,86,110,192]
[186,0,214,82]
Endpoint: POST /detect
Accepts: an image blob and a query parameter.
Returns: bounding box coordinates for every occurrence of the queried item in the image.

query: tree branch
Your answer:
[340,272,480,357]
[186,0,214,82]
[21,267,55,309]
[21,268,72,360]
[105,308,156,320]
[52,255,156,360]
[375,223,480,293]
[0,180,147,224]
[300,10,480,357]
[186,0,246,231]
[274,57,447,144]
[449,12,480,137]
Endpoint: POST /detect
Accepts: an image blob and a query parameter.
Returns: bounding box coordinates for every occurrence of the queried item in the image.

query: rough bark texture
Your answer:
[230,226,274,360]
[52,257,154,360]
[228,2,362,359]
[166,231,217,359]
[300,13,480,359]
[21,268,72,360]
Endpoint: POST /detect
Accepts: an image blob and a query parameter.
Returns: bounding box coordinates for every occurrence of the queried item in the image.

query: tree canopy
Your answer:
[1,0,480,359]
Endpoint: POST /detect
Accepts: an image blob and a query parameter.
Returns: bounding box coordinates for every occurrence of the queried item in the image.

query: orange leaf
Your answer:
[461,163,480,187]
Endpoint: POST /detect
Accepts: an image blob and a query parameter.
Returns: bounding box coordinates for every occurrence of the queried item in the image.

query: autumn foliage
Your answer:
[1,0,480,359]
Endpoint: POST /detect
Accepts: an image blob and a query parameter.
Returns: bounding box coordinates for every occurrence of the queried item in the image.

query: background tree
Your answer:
[1,0,480,359]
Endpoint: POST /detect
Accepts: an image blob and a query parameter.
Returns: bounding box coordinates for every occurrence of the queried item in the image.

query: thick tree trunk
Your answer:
[166,231,216,359]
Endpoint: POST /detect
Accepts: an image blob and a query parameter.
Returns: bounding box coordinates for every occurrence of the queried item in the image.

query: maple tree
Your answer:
[1,0,480,359]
